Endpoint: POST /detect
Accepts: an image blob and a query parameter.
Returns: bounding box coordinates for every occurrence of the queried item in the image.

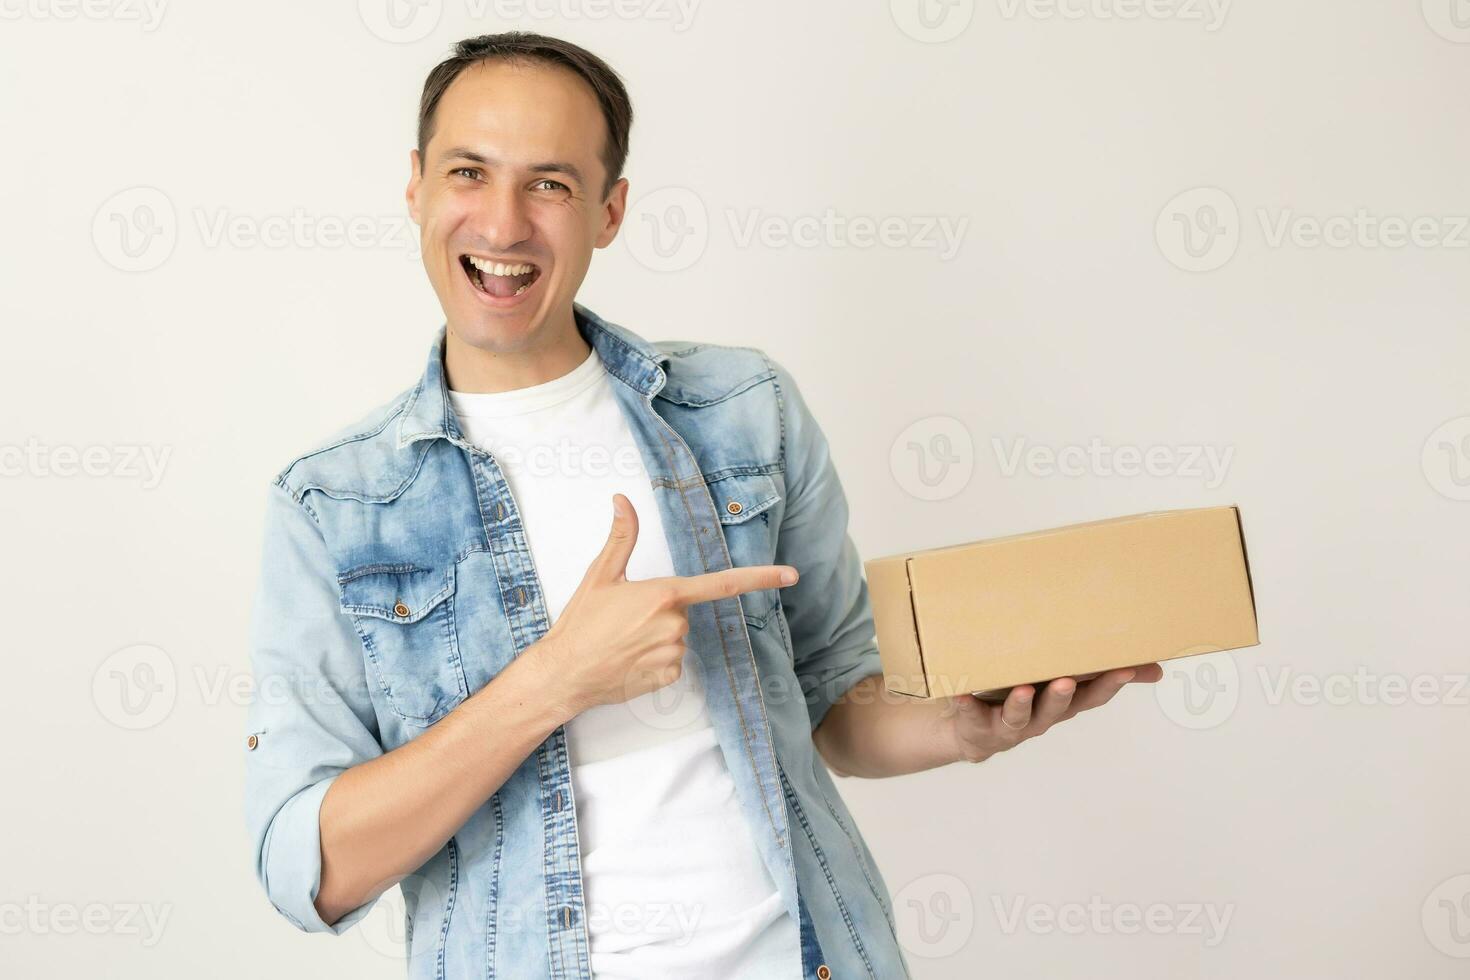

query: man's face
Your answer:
[407,59,626,353]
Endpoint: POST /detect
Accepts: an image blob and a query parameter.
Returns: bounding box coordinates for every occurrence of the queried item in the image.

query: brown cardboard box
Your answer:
[867,506,1259,700]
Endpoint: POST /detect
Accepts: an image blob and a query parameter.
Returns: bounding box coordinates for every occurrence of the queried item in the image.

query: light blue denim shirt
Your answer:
[243,303,910,979]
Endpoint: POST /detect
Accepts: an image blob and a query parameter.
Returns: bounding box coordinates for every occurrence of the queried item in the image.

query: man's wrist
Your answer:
[938,699,988,766]
[506,636,586,728]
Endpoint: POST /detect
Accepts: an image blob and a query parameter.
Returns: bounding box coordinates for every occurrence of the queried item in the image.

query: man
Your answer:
[242,32,1162,980]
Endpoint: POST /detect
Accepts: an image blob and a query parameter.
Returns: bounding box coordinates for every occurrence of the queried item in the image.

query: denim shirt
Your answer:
[243,303,910,980]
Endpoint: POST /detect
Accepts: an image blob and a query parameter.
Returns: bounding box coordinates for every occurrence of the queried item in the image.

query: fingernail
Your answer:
[780,568,798,585]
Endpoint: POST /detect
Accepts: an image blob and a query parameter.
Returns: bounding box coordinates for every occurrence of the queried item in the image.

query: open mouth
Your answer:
[459,255,542,299]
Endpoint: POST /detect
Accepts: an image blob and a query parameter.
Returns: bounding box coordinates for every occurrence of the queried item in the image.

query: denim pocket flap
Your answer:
[710,472,781,525]
[338,562,457,623]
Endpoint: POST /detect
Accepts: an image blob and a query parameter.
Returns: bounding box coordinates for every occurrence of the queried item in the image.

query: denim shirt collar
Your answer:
[396,302,671,450]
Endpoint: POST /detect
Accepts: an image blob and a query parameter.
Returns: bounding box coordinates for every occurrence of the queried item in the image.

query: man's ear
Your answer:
[594,176,630,249]
[405,149,423,226]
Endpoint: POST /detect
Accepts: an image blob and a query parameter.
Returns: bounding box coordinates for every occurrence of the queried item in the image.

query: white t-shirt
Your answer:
[448,344,801,980]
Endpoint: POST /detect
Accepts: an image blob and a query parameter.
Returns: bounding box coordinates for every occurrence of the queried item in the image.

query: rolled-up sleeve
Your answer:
[767,357,884,732]
[243,479,384,934]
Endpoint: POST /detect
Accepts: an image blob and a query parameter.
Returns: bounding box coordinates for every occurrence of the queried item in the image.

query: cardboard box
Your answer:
[867,506,1259,700]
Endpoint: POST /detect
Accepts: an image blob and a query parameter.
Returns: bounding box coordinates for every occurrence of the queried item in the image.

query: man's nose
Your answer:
[472,183,534,252]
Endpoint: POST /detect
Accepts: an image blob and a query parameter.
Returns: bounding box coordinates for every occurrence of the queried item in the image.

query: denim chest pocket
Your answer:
[706,472,782,629]
[337,562,469,726]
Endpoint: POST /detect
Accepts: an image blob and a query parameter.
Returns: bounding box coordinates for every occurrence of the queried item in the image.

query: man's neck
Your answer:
[443,311,592,394]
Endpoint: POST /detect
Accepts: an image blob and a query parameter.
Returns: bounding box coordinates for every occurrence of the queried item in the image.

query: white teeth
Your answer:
[465,255,537,297]
[467,256,535,277]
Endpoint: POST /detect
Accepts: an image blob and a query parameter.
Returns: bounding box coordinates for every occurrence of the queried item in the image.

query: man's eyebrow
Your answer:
[529,161,585,186]
[439,148,585,186]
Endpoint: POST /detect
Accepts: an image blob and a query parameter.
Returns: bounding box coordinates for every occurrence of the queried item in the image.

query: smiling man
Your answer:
[242,32,1160,980]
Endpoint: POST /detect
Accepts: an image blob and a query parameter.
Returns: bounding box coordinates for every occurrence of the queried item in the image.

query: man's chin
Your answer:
[447,306,549,353]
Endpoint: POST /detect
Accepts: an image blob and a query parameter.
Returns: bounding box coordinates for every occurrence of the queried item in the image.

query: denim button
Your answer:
[816,965,831,979]
[726,500,743,515]
[246,735,258,751]
[393,601,410,618]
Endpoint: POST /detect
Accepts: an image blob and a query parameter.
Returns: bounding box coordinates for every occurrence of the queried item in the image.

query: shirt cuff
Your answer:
[260,774,377,935]
[804,655,884,734]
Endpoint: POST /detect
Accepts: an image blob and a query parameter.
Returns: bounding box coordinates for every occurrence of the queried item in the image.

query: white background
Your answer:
[1,1,1466,977]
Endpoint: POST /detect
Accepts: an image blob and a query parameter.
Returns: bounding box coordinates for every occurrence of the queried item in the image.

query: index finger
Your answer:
[668,565,799,606]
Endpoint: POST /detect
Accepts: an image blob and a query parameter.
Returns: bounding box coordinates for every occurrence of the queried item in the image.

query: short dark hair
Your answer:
[417,32,633,200]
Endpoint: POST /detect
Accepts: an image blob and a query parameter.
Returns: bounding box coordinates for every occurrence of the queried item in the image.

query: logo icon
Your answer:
[358,0,442,43]
[890,416,974,501]
[1154,648,1240,730]
[360,872,446,960]
[890,0,976,43]
[1156,187,1240,272]
[623,187,709,272]
[1423,874,1470,957]
[92,643,177,730]
[1423,0,1470,42]
[893,873,974,958]
[92,187,177,272]
[624,658,706,732]
[1422,416,1470,501]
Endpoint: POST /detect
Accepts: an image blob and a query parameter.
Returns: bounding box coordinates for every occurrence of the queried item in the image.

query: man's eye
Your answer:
[451,167,481,180]
[534,179,569,192]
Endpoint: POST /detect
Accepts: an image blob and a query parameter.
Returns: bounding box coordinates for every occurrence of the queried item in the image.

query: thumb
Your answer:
[589,493,639,583]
